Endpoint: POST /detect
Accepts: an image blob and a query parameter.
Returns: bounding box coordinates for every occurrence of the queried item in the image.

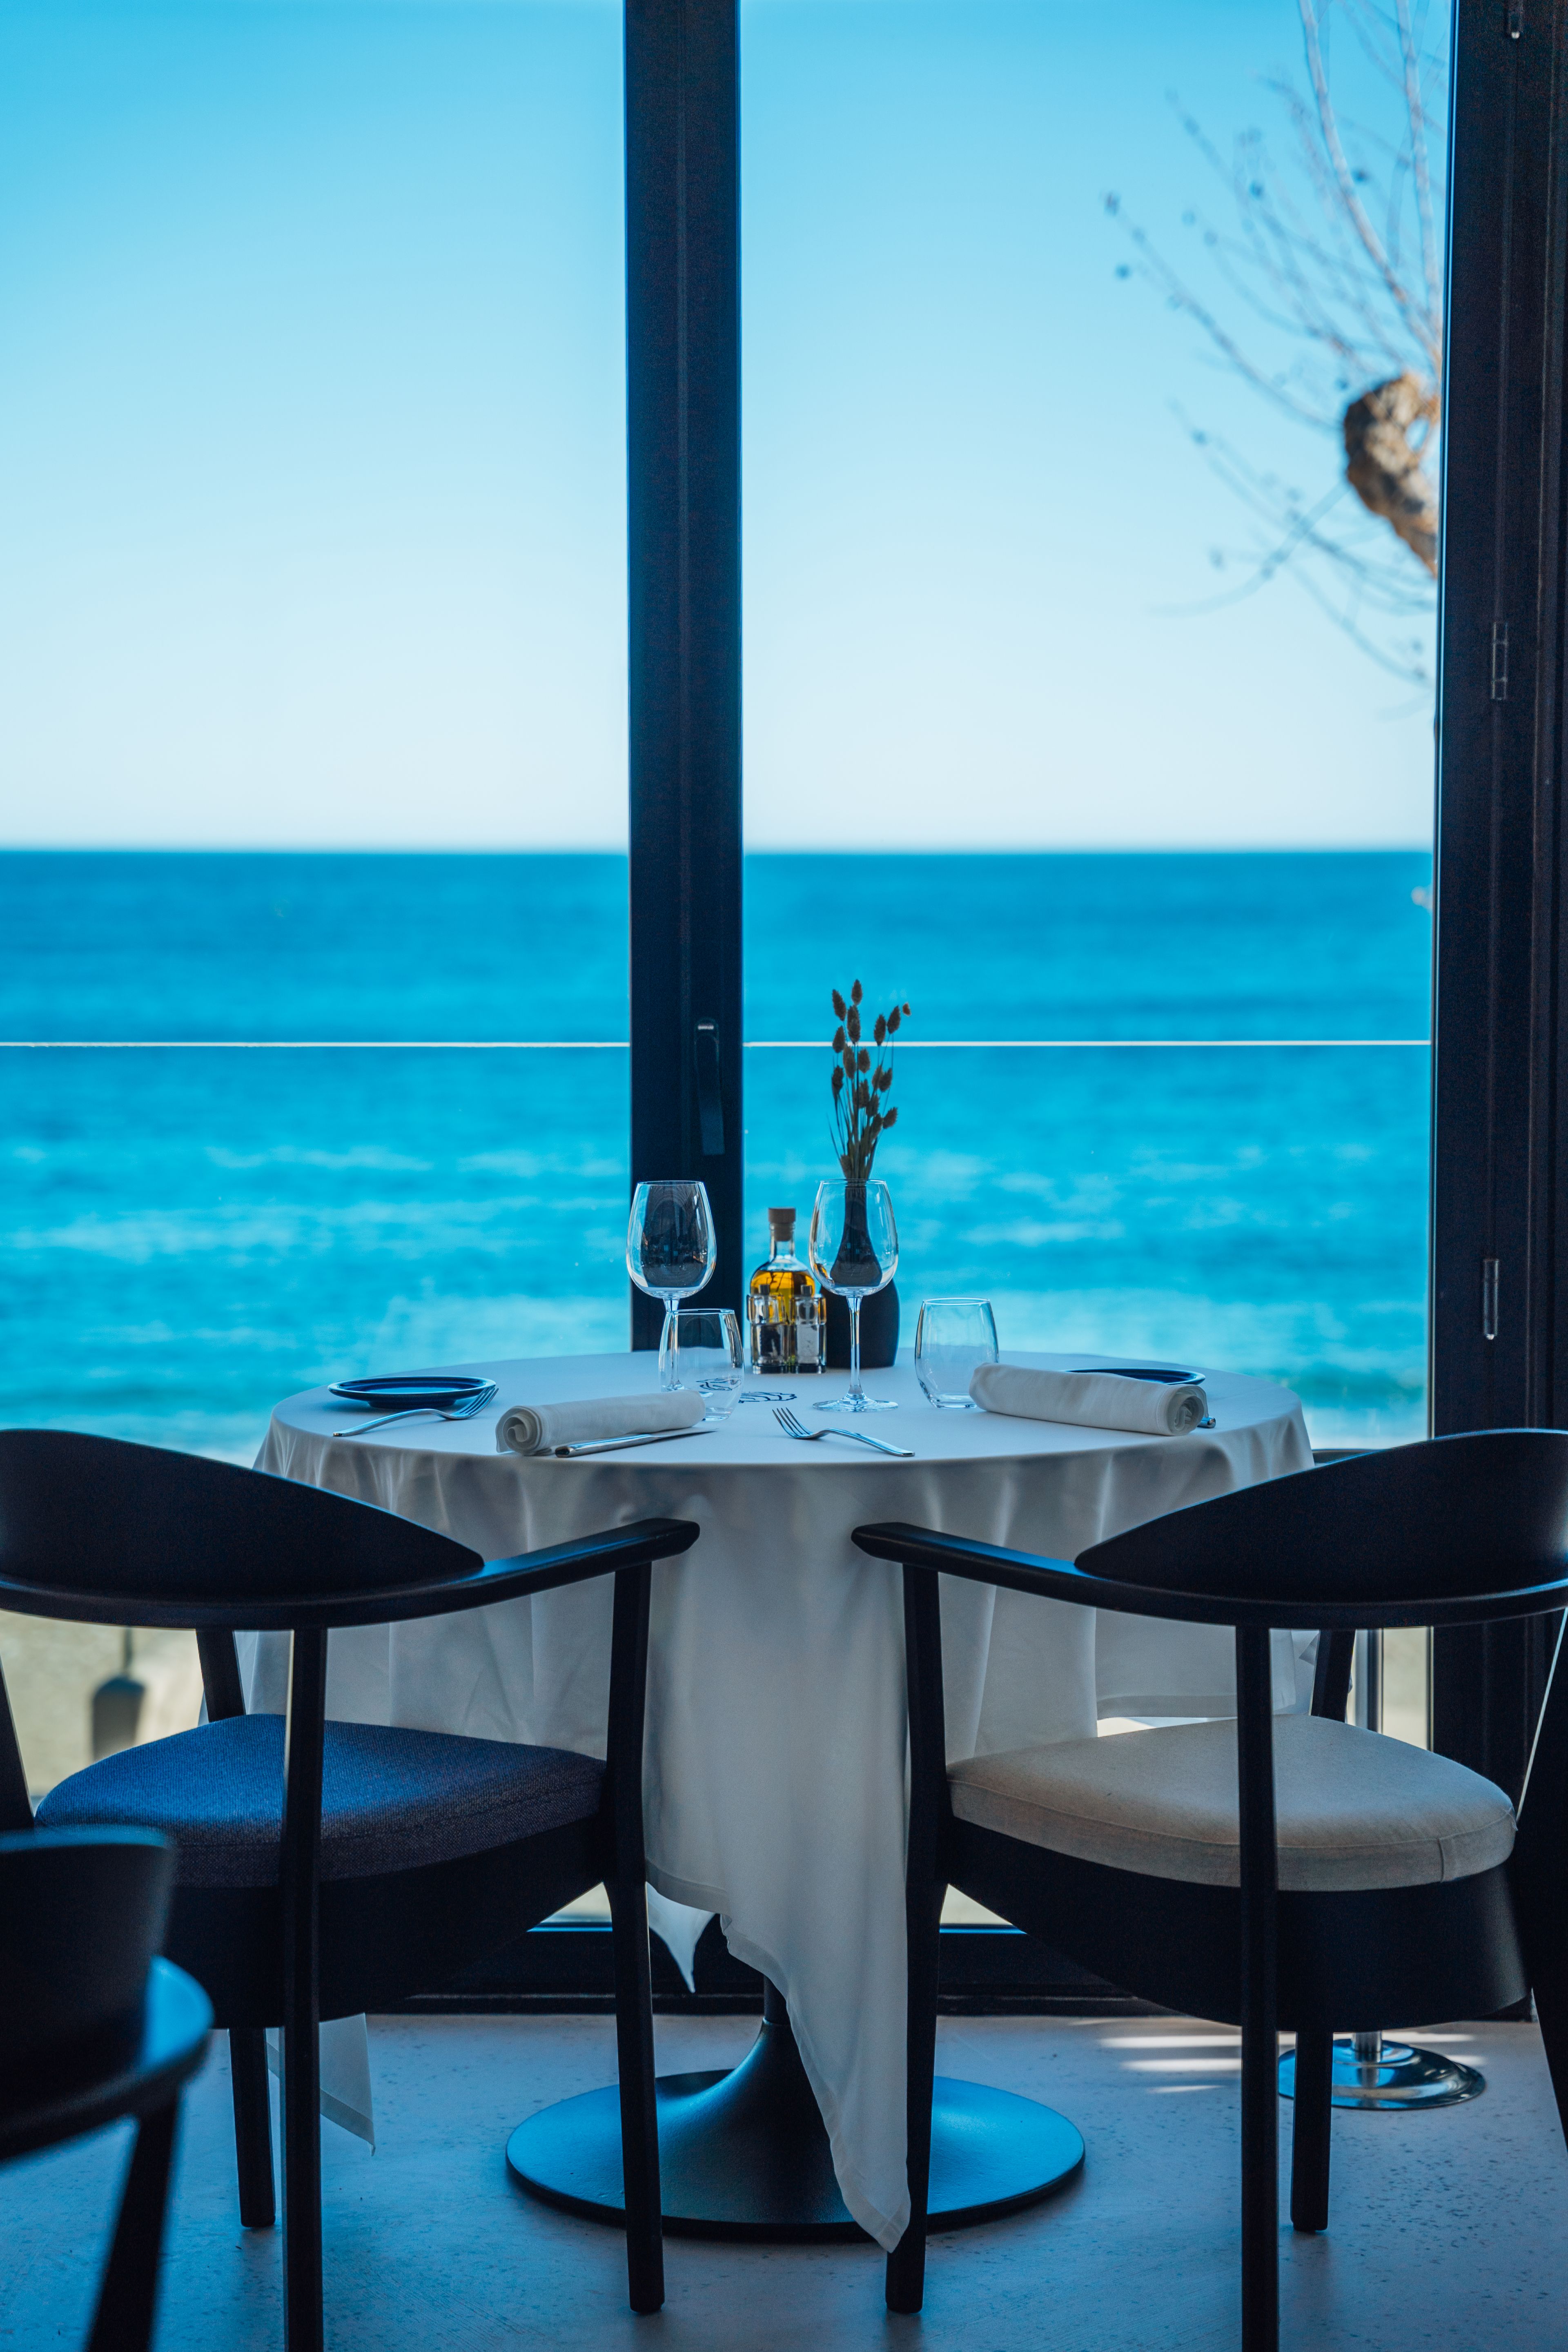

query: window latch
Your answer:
[1483,1256,1501,1343]
[1491,621,1510,701]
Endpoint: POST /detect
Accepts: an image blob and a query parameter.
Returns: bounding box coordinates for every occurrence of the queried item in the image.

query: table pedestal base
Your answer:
[1278,2034,1486,2110]
[507,1982,1085,2243]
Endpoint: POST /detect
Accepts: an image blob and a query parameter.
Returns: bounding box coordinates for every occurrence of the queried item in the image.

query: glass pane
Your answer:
[744,854,1429,1446]
[0,1,627,1794]
[742,0,1438,1454]
[742,0,1441,1791]
[0,0,627,850]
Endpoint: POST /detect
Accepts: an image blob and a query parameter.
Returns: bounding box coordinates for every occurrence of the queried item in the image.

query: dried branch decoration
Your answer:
[829,980,911,1178]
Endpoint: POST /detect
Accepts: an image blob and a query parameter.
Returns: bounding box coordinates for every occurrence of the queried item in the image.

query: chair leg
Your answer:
[86,2098,180,2352]
[1241,2013,1280,2349]
[1236,1626,1279,2352]
[281,2011,324,2352]
[278,1621,326,2352]
[1289,2029,1334,2233]
[885,1874,944,2315]
[229,2026,276,2228]
[1531,1958,1568,2153]
[608,1873,664,2314]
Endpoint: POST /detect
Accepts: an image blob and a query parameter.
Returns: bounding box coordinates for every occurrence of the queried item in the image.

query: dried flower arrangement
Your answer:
[829,980,912,1179]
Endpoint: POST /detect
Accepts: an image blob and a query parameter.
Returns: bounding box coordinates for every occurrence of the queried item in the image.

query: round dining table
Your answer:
[251,1348,1312,2250]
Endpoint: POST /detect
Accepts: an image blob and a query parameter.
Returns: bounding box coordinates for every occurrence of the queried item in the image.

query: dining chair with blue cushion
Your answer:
[855,1430,1568,2352]
[0,1428,698,2352]
[0,1824,211,2352]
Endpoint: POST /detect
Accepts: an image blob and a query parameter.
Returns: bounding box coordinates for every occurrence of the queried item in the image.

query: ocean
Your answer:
[0,849,1432,1457]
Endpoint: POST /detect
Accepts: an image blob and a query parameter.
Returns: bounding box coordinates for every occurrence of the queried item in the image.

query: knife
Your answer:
[549,1426,716,1458]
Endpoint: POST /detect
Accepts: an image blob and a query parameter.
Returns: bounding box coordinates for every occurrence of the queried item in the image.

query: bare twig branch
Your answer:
[1296,0,1441,366]
[1105,0,1444,678]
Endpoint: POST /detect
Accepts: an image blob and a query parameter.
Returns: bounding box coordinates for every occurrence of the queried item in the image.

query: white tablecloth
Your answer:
[252,1350,1310,2246]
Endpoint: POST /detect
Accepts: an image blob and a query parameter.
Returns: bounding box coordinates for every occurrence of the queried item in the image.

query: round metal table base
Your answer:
[507,1999,1085,2243]
[1278,2037,1487,2111]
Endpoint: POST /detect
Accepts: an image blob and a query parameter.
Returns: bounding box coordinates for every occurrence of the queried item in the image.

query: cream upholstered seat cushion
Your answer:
[948,1714,1515,1893]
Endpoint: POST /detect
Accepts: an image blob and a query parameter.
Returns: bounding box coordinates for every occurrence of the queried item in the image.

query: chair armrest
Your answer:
[0,1518,700,1633]
[854,1518,1247,1622]
[454,1517,701,1612]
[853,1521,1095,1606]
[850,1519,1512,1630]
[301,1515,702,1627]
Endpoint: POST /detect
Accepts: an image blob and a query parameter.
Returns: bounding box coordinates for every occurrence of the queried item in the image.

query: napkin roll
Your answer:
[969,1361,1209,1438]
[495,1389,707,1456]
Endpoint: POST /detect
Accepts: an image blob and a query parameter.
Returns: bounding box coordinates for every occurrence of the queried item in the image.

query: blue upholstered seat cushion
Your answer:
[35,1715,604,1889]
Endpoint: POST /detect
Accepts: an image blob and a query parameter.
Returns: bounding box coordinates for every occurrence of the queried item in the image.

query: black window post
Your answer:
[625,0,744,1343]
[1432,0,1568,1795]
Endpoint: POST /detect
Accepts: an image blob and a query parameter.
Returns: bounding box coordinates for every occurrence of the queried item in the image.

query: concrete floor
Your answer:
[3,2011,1565,2351]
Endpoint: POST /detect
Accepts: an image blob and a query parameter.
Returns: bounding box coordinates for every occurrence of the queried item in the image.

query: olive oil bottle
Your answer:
[746,1207,825,1374]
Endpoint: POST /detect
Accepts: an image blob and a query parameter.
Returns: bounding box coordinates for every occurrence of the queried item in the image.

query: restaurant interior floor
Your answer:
[4,2011,1562,2351]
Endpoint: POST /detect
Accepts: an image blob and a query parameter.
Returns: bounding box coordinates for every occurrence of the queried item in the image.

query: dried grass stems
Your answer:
[829,980,912,1179]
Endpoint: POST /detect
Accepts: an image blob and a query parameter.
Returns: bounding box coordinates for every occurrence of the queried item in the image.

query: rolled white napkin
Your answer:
[969,1361,1209,1437]
[495,1390,707,1456]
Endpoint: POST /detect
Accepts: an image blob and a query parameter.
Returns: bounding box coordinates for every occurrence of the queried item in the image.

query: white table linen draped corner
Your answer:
[249,1350,1311,2247]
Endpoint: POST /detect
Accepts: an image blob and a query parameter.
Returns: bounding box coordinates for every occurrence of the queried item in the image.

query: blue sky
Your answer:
[0,0,1441,849]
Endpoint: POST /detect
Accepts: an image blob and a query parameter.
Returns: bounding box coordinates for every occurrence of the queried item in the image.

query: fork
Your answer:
[333,1383,498,1439]
[773,1405,913,1458]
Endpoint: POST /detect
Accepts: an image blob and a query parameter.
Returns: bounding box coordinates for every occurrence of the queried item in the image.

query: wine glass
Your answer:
[627,1180,717,1389]
[914,1298,999,1407]
[669,1308,745,1417]
[807,1178,899,1412]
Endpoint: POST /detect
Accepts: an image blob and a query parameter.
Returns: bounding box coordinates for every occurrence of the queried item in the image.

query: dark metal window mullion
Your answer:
[626,0,744,1341]
[1432,0,1568,1797]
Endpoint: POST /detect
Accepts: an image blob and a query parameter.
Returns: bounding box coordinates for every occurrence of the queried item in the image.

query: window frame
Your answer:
[1431,0,1568,1799]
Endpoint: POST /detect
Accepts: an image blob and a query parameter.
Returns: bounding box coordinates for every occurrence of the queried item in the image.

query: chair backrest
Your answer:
[0,1430,480,1620]
[0,1826,173,2100]
[1078,1430,1568,1612]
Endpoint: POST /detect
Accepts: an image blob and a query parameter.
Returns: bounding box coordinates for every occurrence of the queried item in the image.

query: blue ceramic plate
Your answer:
[329,1374,491,1412]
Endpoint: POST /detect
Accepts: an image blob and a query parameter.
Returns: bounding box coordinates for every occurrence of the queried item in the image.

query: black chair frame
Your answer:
[855,1430,1568,2349]
[0,1430,699,2352]
[0,1826,212,2352]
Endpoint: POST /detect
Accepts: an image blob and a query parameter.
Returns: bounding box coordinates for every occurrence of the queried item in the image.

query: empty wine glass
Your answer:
[914,1298,999,1407]
[807,1178,899,1412]
[670,1308,745,1417]
[627,1180,717,1388]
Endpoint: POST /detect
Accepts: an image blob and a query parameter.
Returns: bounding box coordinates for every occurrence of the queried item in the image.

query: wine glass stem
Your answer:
[848,1296,864,1404]
[659,1300,679,1390]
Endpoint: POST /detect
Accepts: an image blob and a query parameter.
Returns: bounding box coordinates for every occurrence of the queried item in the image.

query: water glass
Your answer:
[915,1298,999,1407]
[670,1308,744,1416]
[806,1178,899,1412]
[626,1180,717,1388]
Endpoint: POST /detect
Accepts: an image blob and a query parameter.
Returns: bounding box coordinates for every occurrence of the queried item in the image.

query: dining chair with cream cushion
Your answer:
[855,1430,1568,2352]
[0,1429,698,2352]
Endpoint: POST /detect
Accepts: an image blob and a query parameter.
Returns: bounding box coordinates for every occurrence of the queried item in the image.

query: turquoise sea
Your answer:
[0,850,1432,1456]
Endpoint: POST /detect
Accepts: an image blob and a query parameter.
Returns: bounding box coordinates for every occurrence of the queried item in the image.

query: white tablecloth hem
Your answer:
[717,1915,910,2252]
[645,1860,729,1914]
[264,2019,375,2147]
[643,1887,714,1991]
